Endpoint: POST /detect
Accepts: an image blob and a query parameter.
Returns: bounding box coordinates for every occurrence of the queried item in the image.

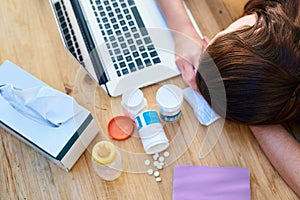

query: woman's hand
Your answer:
[156,0,209,91]
[173,30,209,90]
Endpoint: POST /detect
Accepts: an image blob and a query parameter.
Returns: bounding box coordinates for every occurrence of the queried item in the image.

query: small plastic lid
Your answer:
[121,88,144,109]
[108,116,134,140]
[92,141,117,166]
[156,84,183,111]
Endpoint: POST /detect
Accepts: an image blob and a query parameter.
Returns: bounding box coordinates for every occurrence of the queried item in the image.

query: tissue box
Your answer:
[0,61,99,171]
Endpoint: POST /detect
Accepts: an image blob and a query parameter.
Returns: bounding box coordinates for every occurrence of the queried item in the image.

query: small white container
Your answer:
[92,141,122,181]
[121,88,147,120]
[135,110,169,154]
[156,84,183,122]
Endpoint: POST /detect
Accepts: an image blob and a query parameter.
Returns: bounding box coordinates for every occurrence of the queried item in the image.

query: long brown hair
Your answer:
[196,0,300,125]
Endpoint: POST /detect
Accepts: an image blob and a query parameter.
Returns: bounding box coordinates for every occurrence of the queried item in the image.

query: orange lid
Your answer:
[108,116,134,140]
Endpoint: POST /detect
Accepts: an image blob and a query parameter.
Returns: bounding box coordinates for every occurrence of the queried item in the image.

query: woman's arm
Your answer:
[250,125,300,197]
[156,0,207,90]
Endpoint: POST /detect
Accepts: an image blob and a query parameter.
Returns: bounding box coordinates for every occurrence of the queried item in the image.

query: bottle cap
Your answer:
[108,116,134,140]
[121,88,144,110]
[156,84,183,112]
[92,141,117,166]
[156,84,183,122]
[121,88,147,119]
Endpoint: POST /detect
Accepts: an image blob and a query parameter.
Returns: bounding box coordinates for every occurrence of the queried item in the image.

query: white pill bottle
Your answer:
[156,84,183,122]
[92,141,122,181]
[135,110,169,154]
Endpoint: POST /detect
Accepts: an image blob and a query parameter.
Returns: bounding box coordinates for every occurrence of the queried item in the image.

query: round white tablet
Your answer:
[144,159,151,166]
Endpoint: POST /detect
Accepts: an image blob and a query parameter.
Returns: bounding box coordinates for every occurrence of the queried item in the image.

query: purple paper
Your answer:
[173,166,250,200]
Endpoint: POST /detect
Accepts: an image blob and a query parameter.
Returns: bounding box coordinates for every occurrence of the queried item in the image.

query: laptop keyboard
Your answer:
[90,0,161,77]
[53,1,84,63]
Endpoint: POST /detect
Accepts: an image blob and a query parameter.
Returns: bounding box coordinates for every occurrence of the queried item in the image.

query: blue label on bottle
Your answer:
[135,110,161,131]
[143,111,161,125]
[136,116,143,130]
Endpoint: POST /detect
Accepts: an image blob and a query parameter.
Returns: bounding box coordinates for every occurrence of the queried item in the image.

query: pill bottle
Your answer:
[135,110,169,154]
[156,84,183,122]
[92,141,122,181]
[121,88,147,120]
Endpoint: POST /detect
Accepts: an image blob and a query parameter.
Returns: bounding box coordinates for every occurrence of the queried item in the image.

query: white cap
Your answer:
[156,84,183,113]
[121,88,147,119]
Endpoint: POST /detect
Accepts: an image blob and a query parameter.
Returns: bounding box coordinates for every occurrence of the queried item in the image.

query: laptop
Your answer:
[49,0,202,97]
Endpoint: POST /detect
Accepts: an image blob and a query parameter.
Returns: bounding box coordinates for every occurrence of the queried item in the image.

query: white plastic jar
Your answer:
[121,88,147,120]
[156,84,183,122]
[92,141,122,181]
[135,110,169,154]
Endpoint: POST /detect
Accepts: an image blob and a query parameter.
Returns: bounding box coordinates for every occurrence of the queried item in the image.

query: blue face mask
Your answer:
[0,84,81,127]
[183,87,220,126]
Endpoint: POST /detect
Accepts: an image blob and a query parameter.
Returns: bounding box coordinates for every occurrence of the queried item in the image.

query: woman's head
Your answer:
[196,0,300,125]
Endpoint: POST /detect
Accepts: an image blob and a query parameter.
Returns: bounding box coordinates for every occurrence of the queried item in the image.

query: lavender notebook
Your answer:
[173,166,250,200]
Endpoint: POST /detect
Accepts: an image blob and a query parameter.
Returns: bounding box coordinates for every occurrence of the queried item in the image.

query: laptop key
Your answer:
[130,45,136,51]
[140,28,148,36]
[116,70,121,77]
[133,51,139,58]
[135,58,144,69]
[128,21,134,27]
[127,38,134,44]
[150,51,158,57]
[122,68,129,75]
[145,59,152,67]
[128,62,137,72]
[128,0,135,6]
[123,49,130,55]
[141,52,148,58]
[116,55,123,61]
[111,18,117,23]
[153,57,161,64]
[114,63,118,70]
[120,20,126,26]
[114,48,121,55]
[144,36,152,44]
[119,62,126,68]
[126,56,133,62]
[125,32,131,38]
[139,46,146,52]
[131,6,145,29]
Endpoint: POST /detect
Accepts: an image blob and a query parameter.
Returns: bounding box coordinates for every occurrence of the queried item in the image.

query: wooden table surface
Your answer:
[0,0,298,199]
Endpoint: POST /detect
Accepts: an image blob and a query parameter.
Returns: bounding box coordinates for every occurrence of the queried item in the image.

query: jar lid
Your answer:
[156,84,183,110]
[121,88,144,109]
[92,141,117,166]
[108,116,134,140]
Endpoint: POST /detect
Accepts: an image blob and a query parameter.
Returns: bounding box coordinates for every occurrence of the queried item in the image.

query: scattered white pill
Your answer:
[155,177,162,182]
[157,165,163,170]
[154,171,160,177]
[144,159,151,166]
[147,169,154,175]
[153,161,159,167]
[153,153,159,160]
[163,151,170,157]
[158,156,165,162]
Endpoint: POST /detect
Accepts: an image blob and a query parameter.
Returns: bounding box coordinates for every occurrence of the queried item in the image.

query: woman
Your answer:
[157,0,300,196]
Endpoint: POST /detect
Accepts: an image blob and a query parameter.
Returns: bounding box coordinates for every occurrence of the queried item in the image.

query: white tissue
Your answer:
[183,87,220,126]
[0,84,81,127]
